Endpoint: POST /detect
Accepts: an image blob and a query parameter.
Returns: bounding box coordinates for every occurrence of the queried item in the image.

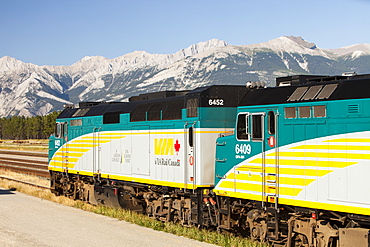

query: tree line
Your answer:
[0,111,60,140]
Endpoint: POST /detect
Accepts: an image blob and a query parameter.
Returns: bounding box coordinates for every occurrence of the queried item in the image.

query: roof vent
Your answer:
[342,72,357,76]
[348,104,359,114]
[246,81,265,89]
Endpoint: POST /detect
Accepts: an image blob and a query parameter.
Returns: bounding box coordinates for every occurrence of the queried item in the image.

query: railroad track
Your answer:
[0,175,49,190]
[0,149,49,178]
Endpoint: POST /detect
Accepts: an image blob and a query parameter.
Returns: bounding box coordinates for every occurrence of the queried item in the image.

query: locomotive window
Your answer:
[313,105,326,117]
[103,112,120,124]
[236,113,249,140]
[268,111,275,135]
[55,123,61,138]
[58,122,67,137]
[285,107,296,119]
[60,124,64,138]
[187,98,198,118]
[70,119,82,126]
[189,127,194,147]
[252,114,263,141]
[298,106,311,118]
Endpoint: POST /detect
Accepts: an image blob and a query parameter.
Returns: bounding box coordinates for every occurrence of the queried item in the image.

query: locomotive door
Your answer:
[60,122,69,172]
[92,127,102,177]
[185,123,196,189]
[263,110,279,208]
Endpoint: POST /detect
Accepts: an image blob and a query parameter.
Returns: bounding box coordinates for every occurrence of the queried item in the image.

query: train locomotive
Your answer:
[49,74,370,247]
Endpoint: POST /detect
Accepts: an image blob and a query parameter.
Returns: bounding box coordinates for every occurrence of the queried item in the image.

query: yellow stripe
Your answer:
[64,143,98,148]
[218,181,302,196]
[274,151,370,160]
[214,191,370,216]
[58,147,90,152]
[70,140,111,144]
[47,167,212,190]
[291,144,370,151]
[49,161,76,168]
[194,130,233,134]
[48,167,91,175]
[81,136,126,140]
[279,177,315,186]
[228,173,315,187]
[97,133,129,136]
[236,166,263,172]
[236,166,332,177]
[102,173,210,190]
[213,190,263,200]
[324,138,370,143]
[278,187,302,196]
[54,152,85,158]
[250,158,355,168]
[99,131,183,135]
[52,156,79,163]
[279,198,370,216]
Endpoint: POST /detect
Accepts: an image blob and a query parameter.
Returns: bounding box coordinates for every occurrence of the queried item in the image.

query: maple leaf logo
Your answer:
[174,139,180,155]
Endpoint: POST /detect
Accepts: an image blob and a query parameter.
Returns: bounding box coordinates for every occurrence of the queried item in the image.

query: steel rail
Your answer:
[0,149,49,177]
[0,175,50,190]
[0,149,48,158]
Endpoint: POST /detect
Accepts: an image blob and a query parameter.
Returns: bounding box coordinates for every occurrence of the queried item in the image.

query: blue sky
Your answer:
[1,0,369,66]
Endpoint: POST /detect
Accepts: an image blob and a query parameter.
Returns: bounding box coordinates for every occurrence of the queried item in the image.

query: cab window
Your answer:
[236,113,249,140]
[252,114,263,141]
[268,111,275,135]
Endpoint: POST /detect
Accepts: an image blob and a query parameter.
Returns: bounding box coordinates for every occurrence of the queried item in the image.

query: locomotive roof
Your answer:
[57,85,247,119]
[239,74,370,106]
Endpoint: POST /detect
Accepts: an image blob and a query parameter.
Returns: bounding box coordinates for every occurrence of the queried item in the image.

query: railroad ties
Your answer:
[0,149,48,178]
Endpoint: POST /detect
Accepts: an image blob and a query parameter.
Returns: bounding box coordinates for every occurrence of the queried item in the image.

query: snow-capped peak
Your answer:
[176,39,228,57]
[1,37,370,118]
[246,36,316,52]
[328,43,370,58]
[242,36,332,58]
[0,56,30,73]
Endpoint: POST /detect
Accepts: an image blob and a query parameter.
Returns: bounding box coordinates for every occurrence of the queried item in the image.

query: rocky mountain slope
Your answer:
[1,36,369,117]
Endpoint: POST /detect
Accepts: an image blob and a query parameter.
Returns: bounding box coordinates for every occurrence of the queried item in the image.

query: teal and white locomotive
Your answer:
[49,74,370,246]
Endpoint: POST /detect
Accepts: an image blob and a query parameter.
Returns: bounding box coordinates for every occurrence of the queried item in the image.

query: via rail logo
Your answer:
[154,138,181,155]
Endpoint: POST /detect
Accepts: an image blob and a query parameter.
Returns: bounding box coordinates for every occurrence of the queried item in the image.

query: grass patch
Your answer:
[0,139,48,152]
[0,172,269,247]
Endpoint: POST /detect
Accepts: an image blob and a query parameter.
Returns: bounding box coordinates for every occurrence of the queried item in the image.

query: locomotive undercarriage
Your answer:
[50,171,370,247]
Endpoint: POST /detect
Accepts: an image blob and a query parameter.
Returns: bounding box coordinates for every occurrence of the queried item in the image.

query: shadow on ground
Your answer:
[0,188,16,195]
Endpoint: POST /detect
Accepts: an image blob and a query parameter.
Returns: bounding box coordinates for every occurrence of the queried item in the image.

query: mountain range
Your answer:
[1,36,370,118]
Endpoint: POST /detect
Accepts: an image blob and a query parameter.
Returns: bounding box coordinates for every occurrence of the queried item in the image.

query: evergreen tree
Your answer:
[0,111,60,140]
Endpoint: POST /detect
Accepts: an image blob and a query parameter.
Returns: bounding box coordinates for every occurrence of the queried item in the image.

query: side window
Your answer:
[299,106,311,118]
[104,112,120,124]
[268,111,275,135]
[236,113,249,140]
[189,127,194,147]
[313,105,326,117]
[55,122,68,138]
[55,123,61,138]
[252,114,263,141]
[62,123,68,137]
[285,107,296,119]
